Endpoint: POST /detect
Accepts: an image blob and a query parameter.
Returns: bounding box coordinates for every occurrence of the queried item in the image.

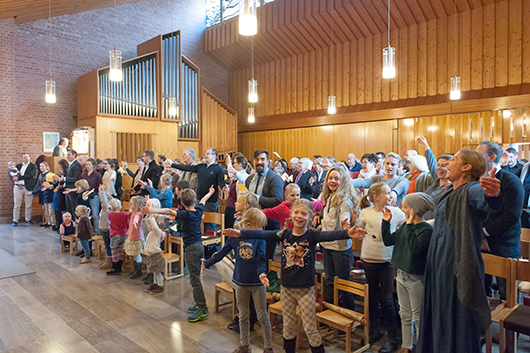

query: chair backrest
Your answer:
[166,233,181,255]
[201,212,225,233]
[482,253,516,307]
[268,259,281,275]
[514,259,530,282]
[333,276,369,321]
[521,228,530,259]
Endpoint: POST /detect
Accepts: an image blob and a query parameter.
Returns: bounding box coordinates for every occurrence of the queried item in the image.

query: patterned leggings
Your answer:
[111,246,124,262]
[281,286,322,347]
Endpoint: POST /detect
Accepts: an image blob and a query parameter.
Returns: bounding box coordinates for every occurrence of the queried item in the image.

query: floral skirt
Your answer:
[124,238,144,256]
[147,252,165,274]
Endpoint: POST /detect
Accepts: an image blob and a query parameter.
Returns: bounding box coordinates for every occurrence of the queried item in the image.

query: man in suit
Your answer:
[245,149,284,209]
[11,153,37,226]
[139,150,162,196]
[57,149,83,219]
[295,157,317,200]
[313,157,326,199]
[501,147,525,177]
[477,141,524,300]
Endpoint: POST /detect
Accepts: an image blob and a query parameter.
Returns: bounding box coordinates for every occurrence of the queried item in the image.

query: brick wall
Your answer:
[0,0,229,220]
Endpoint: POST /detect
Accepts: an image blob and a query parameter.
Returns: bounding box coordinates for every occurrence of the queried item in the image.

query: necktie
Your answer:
[295,171,302,184]
[254,173,262,194]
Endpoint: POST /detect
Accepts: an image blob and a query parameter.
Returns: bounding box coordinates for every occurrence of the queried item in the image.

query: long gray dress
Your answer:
[418,182,502,353]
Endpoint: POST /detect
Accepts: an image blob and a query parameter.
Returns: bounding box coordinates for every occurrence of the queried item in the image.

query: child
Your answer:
[76,205,93,264]
[204,208,274,353]
[144,185,216,322]
[98,184,112,270]
[223,199,367,353]
[74,179,93,208]
[140,174,173,209]
[357,182,406,351]
[124,196,146,279]
[7,161,18,180]
[142,198,166,294]
[172,179,190,209]
[60,212,76,245]
[382,193,434,353]
[106,199,129,275]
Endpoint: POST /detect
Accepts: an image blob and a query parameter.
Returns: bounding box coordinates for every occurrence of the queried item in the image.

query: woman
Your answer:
[53,158,69,232]
[112,159,122,200]
[224,153,250,229]
[80,158,102,234]
[418,149,501,353]
[32,162,54,227]
[405,155,433,194]
[319,165,358,309]
[101,159,117,197]
[358,153,379,179]
[122,156,145,195]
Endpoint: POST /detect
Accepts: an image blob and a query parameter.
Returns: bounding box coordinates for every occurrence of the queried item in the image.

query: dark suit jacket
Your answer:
[140,161,162,195]
[484,169,524,257]
[64,160,83,189]
[245,170,284,209]
[15,162,37,191]
[296,170,317,200]
[313,171,327,199]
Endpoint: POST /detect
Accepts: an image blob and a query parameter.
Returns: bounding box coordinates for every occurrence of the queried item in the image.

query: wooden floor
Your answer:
[0,224,529,353]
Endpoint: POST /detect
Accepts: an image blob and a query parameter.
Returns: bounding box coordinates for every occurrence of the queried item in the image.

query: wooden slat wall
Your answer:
[227,0,530,129]
[200,88,238,156]
[239,108,530,162]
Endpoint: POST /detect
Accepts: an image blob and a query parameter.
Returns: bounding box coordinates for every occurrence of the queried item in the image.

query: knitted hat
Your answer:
[404,192,435,217]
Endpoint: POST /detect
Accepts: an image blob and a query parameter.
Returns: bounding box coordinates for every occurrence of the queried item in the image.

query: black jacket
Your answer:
[139,160,162,195]
[245,169,284,209]
[296,170,317,200]
[15,162,37,191]
[64,160,83,189]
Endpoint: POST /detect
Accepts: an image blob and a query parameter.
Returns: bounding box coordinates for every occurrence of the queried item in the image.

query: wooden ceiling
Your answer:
[204,0,507,70]
[0,0,142,23]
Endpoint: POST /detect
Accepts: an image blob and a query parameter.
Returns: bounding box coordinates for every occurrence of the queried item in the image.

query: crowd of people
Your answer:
[8,135,528,353]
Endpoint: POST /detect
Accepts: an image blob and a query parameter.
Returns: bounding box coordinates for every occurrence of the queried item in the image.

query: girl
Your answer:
[319,165,358,309]
[224,153,250,229]
[204,208,273,353]
[101,158,117,197]
[75,205,93,264]
[382,193,434,353]
[357,182,406,353]
[223,199,366,353]
[106,198,129,275]
[59,212,76,245]
[124,196,146,279]
[71,179,93,208]
[98,184,112,270]
[141,173,173,209]
[142,198,166,294]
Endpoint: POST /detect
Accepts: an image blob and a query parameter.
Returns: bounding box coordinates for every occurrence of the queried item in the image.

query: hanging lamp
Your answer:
[248,107,255,123]
[449,0,461,100]
[239,0,257,36]
[45,0,56,104]
[327,0,336,114]
[248,37,258,103]
[382,0,396,79]
[109,0,123,82]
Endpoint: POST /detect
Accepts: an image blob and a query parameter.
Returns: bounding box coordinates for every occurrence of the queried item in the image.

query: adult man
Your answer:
[59,150,83,219]
[11,153,37,226]
[139,150,162,196]
[158,154,167,168]
[77,155,87,170]
[347,153,362,173]
[171,148,224,213]
[501,147,524,177]
[295,158,316,200]
[245,149,284,209]
[477,141,523,300]
[313,157,327,198]
[52,138,69,157]
[180,148,198,191]
[375,151,386,175]
[404,149,418,162]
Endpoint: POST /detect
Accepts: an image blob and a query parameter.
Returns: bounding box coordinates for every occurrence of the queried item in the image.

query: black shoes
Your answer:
[378,340,401,353]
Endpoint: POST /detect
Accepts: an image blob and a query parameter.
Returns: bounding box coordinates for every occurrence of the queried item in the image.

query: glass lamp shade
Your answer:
[503,110,512,118]
[45,79,56,104]
[382,46,396,79]
[109,48,123,82]
[450,76,461,100]
[248,107,255,123]
[239,0,257,36]
[168,97,178,117]
[248,79,258,103]
[327,95,336,114]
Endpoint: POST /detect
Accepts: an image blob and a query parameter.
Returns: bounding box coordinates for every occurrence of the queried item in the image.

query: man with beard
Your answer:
[245,149,284,209]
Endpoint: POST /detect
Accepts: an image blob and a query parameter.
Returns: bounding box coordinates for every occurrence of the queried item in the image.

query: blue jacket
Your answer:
[203,237,267,286]
[146,185,173,209]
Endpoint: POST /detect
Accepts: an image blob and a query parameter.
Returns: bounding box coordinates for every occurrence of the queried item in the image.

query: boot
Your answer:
[310,343,325,353]
[283,338,296,353]
[99,256,112,270]
[129,262,143,279]
[106,261,121,276]
[143,272,154,285]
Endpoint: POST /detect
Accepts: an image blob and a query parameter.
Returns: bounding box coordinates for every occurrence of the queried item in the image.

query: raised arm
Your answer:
[171,162,198,173]
[352,177,373,189]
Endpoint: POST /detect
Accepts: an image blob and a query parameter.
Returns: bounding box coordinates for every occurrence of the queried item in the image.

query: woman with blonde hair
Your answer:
[319,165,359,309]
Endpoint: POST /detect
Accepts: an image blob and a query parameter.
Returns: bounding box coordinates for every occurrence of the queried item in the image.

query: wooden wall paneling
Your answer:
[280,57,287,114]
[495,0,508,88]
[336,42,343,107]
[437,16,447,95]
[427,19,438,96]
[398,118,414,156]
[417,21,428,97]
[322,46,329,111]
[523,0,530,83]
[364,35,373,104]
[373,32,382,103]
[365,120,394,154]
[460,10,471,92]
[286,56,293,113]
[482,4,495,89]
[381,32,390,102]
[350,40,357,106]
[357,37,365,104]
[275,59,281,115]
[408,24,418,99]
[309,51,316,111]
[399,26,409,99]
[315,48,322,110]
[471,7,483,90]
[342,42,350,107]
[333,123,365,160]
[508,0,522,86]
[297,54,304,113]
[303,52,310,111]
[390,29,399,101]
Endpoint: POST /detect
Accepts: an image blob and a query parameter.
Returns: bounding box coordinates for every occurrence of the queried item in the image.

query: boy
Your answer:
[143,184,215,322]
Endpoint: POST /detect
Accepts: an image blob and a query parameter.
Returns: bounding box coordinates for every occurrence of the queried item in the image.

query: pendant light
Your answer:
[239,0,257,36]
[248,37,258,103]
[327,0,336,115]
[449,0,461,100]
[45,0,56,104]
[248,107,255,123]
[109,0,123,82]
[168,97,178,117]
[382,0,396,79]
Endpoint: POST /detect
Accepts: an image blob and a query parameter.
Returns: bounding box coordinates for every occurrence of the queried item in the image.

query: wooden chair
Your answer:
[122,201,131,212]
[520,228,530,260]
[163,232,184,281]
[61,234,78,254]
[91,235,105,259]
[201,212,225,247]
[482,253,516,353]
[498,259,530,353]
[215,282,237,318]
[316,276,370,353]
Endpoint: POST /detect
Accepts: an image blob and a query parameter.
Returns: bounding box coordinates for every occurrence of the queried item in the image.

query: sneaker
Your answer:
[188,307,208,322]
[232,345,251,353]
[227,316,239,330]
[150,285,164,294]
[80,258,91,264]
[188,305,199,314]
[12,222,17,226]
[145,283,157,292]
[26,221,32,225]
[263,348,274,353]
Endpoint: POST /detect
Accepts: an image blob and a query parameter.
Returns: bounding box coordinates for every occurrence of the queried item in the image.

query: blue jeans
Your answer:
[80,239,91,260]
[322,247,353,309]
[101,229,111,256]
[185,242,206,308]
[89,195,100,235]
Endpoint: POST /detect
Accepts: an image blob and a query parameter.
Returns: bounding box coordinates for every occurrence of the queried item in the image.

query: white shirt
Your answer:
[15,163,29,185]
